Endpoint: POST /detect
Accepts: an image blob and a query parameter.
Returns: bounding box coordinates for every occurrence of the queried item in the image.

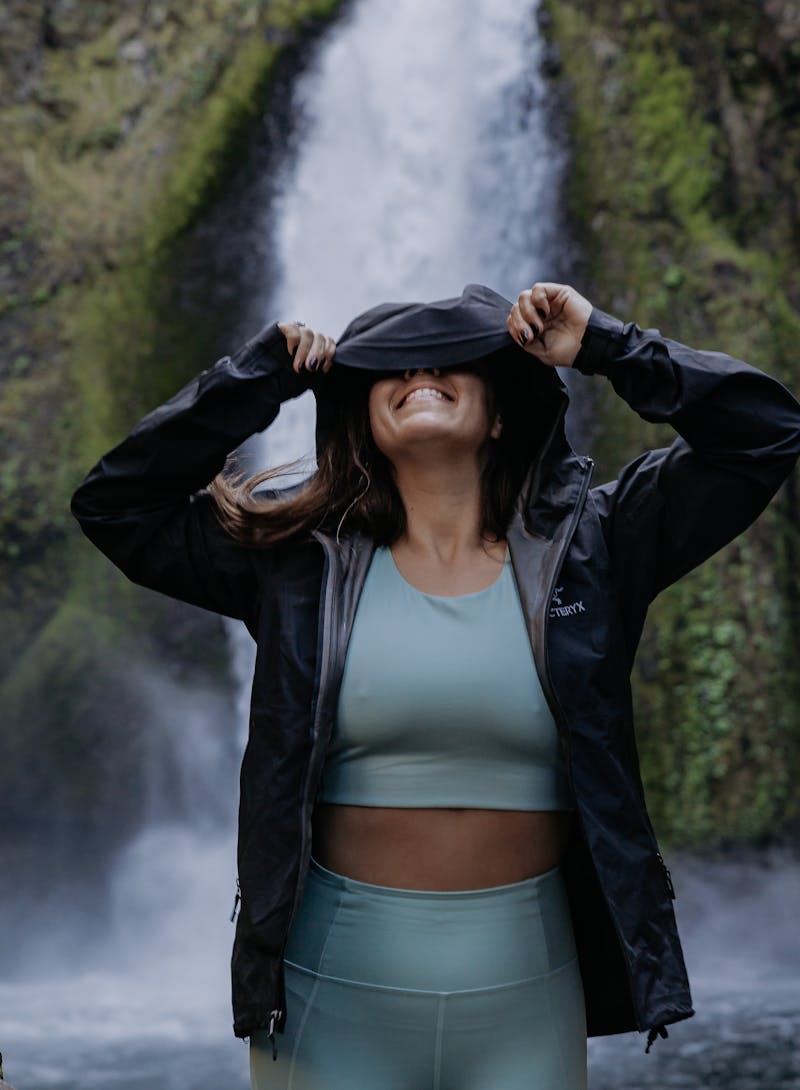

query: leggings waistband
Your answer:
[285,857,577,993]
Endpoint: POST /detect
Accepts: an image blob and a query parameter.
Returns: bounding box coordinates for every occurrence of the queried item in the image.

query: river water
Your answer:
[2,0,798,1087]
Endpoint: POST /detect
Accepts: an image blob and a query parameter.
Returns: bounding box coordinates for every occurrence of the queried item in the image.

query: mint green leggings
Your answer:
[250,858,587,1090]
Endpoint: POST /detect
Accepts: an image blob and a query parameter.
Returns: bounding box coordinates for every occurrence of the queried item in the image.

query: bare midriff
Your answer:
[312,805,573,890]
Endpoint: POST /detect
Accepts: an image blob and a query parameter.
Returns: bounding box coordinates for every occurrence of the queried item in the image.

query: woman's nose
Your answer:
[403,366,441,381]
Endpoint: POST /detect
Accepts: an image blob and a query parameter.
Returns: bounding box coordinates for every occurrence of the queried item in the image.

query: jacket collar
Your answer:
[517,393,589,540]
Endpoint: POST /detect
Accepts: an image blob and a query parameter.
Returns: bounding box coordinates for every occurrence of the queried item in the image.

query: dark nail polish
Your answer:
[307,357,318,371]
[519,330,529,345]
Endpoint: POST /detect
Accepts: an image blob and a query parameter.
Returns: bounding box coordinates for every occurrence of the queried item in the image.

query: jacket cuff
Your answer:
[572,308,626,376]
[229,321,292,374]
[221,321,312,402]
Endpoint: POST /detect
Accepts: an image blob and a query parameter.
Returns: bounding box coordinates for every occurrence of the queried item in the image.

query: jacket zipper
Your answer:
[268,535,339,1056]
[292,535,338,917]
[538,455,594,796]
[266,1008,282,1061]
[540,456,655,1035]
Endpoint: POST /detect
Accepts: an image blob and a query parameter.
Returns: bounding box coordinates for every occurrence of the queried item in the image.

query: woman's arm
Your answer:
[509,282,800,617]
[573,308,800,597]
[70,322,334,627]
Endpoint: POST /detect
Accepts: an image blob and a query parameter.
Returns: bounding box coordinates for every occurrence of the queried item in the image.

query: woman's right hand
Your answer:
[278,321,336,374]
[506,283,592,368]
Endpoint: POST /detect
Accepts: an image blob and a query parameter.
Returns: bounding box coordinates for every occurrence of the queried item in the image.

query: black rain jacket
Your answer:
[70,284,800,1046]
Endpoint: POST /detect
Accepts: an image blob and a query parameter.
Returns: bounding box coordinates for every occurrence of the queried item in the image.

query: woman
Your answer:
[71,281,800,1089]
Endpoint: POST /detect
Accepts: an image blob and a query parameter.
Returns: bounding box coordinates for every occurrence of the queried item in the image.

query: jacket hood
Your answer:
[314,283,573,479]
[334,282,544,371]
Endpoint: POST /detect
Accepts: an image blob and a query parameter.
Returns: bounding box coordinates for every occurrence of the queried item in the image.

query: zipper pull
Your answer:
[645,1023,669,1053]
[268,1009,283,1061]
[230,878,241,923]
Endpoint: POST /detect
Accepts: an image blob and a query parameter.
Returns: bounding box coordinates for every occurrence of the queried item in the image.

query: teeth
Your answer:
[403,388,448,405]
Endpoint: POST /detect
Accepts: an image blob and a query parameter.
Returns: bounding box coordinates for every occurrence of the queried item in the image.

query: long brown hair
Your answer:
[208,354,557,548]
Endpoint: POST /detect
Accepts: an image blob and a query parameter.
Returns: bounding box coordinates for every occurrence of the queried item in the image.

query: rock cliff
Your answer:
[543,0,800,845]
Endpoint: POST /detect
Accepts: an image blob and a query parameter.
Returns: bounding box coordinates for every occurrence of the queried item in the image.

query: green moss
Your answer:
[636,540,796,846]
[0,0,346,850]
[0,0,347,557]
[544,0,800,846]
[142,33,280,254]
[145,0,343,255]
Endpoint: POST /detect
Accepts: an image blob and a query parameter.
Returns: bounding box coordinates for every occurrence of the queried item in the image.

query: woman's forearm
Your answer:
[69,323,311,621]
[70,323,304,532]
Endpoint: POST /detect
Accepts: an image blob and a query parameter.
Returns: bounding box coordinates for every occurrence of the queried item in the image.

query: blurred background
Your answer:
[1,1,799,1087]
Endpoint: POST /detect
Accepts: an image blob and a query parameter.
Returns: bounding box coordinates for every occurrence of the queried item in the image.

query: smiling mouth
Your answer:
[397,387,454,408]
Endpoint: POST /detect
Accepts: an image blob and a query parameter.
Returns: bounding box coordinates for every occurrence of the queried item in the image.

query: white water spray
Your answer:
[253,0,564,470]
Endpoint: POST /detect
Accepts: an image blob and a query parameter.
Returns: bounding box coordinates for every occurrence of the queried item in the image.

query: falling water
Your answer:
[247,0,566,474]
[2,1,797,1088]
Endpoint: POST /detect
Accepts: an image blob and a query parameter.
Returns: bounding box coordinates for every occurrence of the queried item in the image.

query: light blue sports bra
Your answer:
[318,546,573,811]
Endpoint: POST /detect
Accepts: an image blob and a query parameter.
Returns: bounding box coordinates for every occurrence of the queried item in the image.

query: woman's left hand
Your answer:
[507,282,593,368]
[277,320,337,374]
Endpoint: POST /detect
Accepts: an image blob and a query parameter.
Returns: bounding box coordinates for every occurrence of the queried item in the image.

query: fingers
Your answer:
[528,283,553,323]
[507,283,569,350]
[295,328,319,374]
[518,284,553,333]
[320,335,337,374]
[507,304,535,348]
[278,322,336,374]
[507,282,593,368]
[277,320,304,360]
[507,298,544,350]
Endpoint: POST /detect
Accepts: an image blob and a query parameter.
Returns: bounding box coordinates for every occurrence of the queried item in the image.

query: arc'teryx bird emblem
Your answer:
[549,585,587,619]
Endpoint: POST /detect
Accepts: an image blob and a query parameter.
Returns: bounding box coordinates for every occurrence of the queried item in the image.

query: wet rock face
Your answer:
[541,0,800,846]
[0,5,45,105]
[0,0,343,885]
[657,0,800,264]
[42,0,119,51]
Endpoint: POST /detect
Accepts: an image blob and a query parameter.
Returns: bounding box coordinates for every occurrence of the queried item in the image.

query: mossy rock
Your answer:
[543,0,800,846]
[0,0,345,869]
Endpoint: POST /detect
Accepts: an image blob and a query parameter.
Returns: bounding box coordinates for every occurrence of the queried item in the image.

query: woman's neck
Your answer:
[391,455,495,562]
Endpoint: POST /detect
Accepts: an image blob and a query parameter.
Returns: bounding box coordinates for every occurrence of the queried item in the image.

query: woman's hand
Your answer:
[506,282,593,368]
[278,320,336,374]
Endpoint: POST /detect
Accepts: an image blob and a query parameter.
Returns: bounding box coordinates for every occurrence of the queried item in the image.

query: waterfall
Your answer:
[252,0,565,471]
[3,2,797,1088]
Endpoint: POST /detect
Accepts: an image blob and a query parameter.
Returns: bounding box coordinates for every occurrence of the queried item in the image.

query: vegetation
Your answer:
[542,0,800,846]
[0,0,344,865]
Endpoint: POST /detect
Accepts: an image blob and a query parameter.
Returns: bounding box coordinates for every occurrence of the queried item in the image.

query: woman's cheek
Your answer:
[367,385,395,457]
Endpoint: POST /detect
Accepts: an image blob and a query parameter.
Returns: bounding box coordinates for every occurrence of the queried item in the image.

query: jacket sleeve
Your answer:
[574,309,800,611]
[70,322,310,627]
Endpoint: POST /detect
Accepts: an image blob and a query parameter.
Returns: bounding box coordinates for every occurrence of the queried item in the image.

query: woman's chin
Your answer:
[387,427,487,465]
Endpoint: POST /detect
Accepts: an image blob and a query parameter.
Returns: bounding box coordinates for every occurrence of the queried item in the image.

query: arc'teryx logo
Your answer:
[550,586,587,619]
